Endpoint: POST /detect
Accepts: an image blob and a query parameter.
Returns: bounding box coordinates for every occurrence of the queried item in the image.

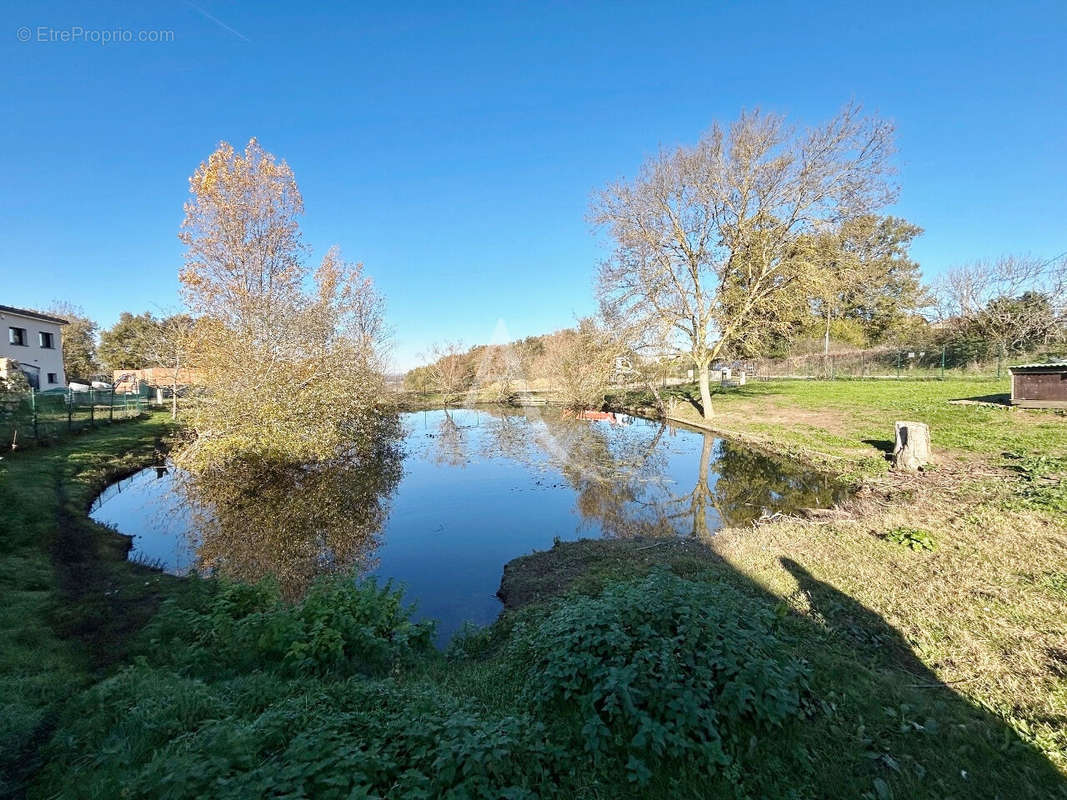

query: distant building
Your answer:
[112,367,204,396]
[1008,361,1067,409]
[0,305,67,389]
[113,368,167,395]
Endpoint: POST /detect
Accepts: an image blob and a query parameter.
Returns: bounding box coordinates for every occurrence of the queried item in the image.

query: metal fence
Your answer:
[0,388,149,450]
[744,344,1065,382]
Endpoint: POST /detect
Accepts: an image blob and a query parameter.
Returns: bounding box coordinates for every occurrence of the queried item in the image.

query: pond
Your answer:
[90,407,845,642]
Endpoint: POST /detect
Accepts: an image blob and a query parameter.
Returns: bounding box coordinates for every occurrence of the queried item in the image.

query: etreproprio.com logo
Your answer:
[16,25,175,44]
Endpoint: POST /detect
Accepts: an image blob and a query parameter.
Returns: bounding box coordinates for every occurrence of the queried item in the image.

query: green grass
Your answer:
[25,536,1067,799]
[0,413,177,795]
[612,377,1066,481]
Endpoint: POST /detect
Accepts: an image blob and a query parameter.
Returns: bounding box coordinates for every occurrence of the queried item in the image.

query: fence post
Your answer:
[109,389,114,423]
[31,389,38,442]
[67,390,72,432]
[89,389,94,427]
[940,347,946,380]
[896,351,901,379]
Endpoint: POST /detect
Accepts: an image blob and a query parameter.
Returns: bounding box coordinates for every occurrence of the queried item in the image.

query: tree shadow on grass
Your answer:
[861,438,894,459]
[661,386,705,416]
[501,541,1067,798]
[782,557,933,676]
[777,557,1066,798]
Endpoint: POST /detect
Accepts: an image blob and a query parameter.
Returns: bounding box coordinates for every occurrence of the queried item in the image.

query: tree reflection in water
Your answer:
[431,410,469,468]
[174,414,404,597]
[473,407,843,540]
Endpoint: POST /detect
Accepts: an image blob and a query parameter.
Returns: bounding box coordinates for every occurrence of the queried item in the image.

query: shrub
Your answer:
[143,573,434,677]
[39,671,566,800]
[514,571,810,784]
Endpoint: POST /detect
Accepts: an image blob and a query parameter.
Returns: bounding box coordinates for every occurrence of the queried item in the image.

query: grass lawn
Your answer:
[611,376,1065,481]
[607,377,1067,777]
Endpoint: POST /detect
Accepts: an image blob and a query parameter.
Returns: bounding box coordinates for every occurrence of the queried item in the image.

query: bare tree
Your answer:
[598,310,679,416]
[422,341,473,404]
[592,104,896,418]
[140,313,197,420]
[937,254,1067,355]
[470,344,522,404]
[539,318,616,410]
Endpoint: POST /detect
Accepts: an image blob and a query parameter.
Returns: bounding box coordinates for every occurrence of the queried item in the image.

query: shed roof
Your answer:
[1008,361,1067,372]
[0,304,69,325]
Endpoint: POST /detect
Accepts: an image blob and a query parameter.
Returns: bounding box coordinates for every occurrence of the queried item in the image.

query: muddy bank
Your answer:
[497,537,723,611]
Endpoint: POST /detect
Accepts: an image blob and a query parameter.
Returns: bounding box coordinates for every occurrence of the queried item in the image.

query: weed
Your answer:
[1007,453,1067,513]
[514,570,810,785]
[884,527,936,551]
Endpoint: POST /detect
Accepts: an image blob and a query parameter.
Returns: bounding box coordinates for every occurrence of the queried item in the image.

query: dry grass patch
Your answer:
[607,378,1067,773]
[712,464,1067,770]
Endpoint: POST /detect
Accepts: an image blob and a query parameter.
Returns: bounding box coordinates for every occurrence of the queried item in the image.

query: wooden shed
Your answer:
[1008,361,1067,408]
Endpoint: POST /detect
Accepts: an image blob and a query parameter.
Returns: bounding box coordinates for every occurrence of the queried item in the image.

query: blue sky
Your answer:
[2,1,1065,370]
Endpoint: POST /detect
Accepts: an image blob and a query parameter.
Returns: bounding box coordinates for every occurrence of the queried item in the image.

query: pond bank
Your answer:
[498,537,722,610]
[605,397,883,484]
[0,413,183,794]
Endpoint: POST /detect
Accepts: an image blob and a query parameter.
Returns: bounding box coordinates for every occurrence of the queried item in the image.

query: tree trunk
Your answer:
[697,362,713,420]
[645,379,666,418]
[892,421,931,471]
[171,362,179,420]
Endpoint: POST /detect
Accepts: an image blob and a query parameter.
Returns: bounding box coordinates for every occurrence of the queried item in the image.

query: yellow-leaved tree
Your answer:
[177,138,388,470]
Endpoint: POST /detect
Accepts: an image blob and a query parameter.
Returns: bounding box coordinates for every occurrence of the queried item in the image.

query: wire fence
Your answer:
[0,388,149,451]
[742,344,1065,382]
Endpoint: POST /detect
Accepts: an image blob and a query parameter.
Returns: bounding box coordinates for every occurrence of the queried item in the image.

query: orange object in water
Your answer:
[561,409,621,423]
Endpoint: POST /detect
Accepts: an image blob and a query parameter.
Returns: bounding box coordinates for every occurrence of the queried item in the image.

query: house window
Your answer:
[47,373,57,384]
[39,331,55,349]
[9,327,27,346]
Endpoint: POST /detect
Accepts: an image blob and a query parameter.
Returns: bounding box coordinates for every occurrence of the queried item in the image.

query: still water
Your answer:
[90,407,844,641]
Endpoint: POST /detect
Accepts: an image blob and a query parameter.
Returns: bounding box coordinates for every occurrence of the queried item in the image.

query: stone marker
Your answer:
[892,421,931,471]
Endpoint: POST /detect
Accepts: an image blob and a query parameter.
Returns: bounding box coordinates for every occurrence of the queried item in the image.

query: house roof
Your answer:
[0,304,69,325]
[1008,361,1067,372]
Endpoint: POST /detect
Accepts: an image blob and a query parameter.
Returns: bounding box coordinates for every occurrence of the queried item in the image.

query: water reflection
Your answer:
[173,414,404,597]
[430,410,471,468]
[466,407,840,538]
[92,407,844,639]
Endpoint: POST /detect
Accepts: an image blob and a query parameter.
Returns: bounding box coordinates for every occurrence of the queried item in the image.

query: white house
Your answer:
[0,305,67,390]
